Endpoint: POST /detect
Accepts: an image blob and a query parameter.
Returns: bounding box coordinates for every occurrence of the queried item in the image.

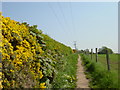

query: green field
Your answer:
[90,54,119,86]
[81,54,119,88]
[91,54,119,72]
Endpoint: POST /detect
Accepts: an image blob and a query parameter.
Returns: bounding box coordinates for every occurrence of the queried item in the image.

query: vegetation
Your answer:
[98,46,113,54]
[0,13,73,88]
[80,54,118,88]
[92,54,119,71]
[1,12,118,89]
[52,54,78,88]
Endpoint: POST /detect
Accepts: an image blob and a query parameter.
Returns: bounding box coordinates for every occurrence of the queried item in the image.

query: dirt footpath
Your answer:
[76,54,89,88]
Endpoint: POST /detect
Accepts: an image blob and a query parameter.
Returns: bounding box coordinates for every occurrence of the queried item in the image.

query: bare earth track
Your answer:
[76,54,89,88]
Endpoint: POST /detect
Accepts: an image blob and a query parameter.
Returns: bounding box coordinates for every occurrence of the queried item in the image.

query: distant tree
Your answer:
[98,46,113,54]
[85,49,90,54]
[80,50,84,53]
[77,50,84,53]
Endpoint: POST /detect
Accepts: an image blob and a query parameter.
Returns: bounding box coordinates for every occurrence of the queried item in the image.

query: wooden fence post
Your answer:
[91,49,93,60]
[106,49,110,71]
[95,48,98,62]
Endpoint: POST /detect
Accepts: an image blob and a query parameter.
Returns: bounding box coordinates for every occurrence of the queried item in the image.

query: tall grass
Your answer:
[91,54,118,71]
[52,54,78,88]
[80,54,118,88]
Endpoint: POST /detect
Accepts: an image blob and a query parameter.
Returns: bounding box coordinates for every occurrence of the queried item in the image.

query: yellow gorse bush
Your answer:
[0,13,45,88]
[0,12,2,89]
[0,12,72,88]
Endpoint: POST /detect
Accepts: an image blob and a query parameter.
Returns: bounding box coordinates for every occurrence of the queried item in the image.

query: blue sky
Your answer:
[2,2,118,52]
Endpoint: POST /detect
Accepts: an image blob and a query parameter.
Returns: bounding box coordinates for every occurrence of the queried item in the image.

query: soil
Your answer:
[76,54,89,88]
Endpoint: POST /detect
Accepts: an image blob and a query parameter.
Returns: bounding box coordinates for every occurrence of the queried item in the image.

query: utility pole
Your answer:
[74,41,77,50]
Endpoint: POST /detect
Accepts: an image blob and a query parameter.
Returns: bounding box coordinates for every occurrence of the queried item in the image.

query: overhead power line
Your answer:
[47,2,65,31]
[57,1,68,29]
[69,0,76,32]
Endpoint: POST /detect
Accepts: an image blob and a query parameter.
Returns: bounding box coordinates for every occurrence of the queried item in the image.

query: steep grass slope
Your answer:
[0,13,72,88]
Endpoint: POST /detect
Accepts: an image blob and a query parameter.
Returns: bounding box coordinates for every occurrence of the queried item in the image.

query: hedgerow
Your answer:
[0,13,72,88]
[1,13,45,88]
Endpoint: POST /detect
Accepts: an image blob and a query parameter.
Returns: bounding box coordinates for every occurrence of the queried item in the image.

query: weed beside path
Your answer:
[80,54,119,88]
[52,54,78,88]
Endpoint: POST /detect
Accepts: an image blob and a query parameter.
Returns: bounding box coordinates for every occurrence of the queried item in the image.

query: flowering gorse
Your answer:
[0,13,45,88]
[0,12,72,88]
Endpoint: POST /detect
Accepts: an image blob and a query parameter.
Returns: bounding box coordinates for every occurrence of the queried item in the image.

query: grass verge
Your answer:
[52,54,78,88]
[80,54,119,88]
[91,54,118,71]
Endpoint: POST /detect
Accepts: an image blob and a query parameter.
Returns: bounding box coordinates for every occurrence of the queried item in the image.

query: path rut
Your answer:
[76,54,89,88]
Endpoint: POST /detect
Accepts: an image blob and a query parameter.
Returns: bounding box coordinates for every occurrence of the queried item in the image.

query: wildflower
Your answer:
[10,69,14,72]
[40,83,46,88]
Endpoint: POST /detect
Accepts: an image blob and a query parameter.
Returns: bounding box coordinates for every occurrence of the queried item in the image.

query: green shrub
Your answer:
[1,14,73,88]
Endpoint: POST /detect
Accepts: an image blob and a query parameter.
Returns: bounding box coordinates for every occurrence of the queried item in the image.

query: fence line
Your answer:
[89,48,111,71]
[91,49,93,60]
[106,49,110,71]
[96,48,98,62]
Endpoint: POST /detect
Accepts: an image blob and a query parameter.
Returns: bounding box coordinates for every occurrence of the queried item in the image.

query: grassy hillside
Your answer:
[52,54,78,88]
[0,13,73,88]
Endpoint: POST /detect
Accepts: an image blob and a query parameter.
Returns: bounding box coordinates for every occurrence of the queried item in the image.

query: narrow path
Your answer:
[76,54,89,88]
